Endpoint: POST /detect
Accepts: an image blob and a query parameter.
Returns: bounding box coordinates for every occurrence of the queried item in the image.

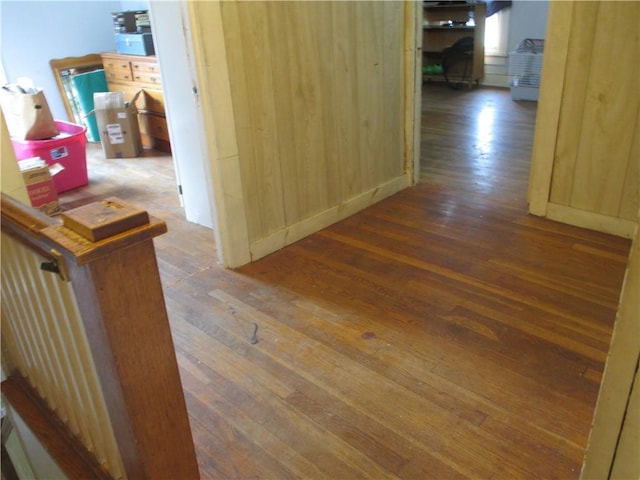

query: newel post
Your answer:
[39,197,200,479]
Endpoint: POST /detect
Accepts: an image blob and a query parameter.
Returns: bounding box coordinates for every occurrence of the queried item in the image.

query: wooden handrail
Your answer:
[1,193,60,259]
[1,193,168,266]
[1,192,57,231]
[1,193,200,479]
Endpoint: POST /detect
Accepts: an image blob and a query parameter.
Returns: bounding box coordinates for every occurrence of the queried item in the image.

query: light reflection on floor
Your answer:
[422,83,538,201]
[474,105,495,160]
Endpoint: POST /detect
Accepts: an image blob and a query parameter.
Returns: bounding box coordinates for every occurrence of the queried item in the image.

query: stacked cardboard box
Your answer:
[18,157,63,215]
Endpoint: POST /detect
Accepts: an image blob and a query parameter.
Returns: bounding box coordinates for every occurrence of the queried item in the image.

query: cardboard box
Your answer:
[94,91,142,159]
[18,157,63,216]
[115,33,155,56]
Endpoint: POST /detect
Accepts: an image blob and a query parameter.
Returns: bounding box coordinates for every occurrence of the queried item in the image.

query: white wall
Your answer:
[120,1,148,10]
[482,0,549,88]
[0,1,124,120]
[507,0,549,52]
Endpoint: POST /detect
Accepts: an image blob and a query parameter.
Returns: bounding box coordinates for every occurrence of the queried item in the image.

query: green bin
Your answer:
[70,69,108,142]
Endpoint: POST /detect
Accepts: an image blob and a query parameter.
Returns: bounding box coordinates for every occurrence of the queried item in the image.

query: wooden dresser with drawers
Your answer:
[101,52,171,153]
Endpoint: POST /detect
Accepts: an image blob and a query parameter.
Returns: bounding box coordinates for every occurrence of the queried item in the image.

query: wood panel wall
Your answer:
[188,1,413,265]
[529,1,639,238]
[1,112,29,203]
[580,222,639,479]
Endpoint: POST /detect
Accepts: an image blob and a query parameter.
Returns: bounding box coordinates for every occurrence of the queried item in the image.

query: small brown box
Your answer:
[61,197,149,242]
[18,157,62,216]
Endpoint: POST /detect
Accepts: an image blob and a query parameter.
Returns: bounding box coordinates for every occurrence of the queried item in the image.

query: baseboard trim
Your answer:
[546,203,637,239]
[480,73,510,89]
[249,174,410,261]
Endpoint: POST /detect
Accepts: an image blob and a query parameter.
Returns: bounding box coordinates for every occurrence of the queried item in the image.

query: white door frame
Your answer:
[148,1,224,263]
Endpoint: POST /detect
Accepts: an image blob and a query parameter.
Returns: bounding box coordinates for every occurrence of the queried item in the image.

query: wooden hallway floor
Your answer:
[59,83,631,479]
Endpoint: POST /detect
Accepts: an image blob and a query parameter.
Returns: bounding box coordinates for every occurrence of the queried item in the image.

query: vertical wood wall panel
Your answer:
[530,1,639,237]
[548,2,599,206]
[215,1,407,246]
[355,1,383,190]
[528,1,574,215]
[568,3,638,216]
[311,2,341,211]
[332,1,362,200]
[272,2,334,224]
[382,1,405,181]
[580,223,639,478]
[238,2,286,238]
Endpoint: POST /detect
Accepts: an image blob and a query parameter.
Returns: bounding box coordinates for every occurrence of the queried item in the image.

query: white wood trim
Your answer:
[546,203,637,239]
[610,367,640,479]
[250,174,410,261]
[406,0,422,186]
[581,222,639,478]
[527,1,574,215]
[186,2,251,268]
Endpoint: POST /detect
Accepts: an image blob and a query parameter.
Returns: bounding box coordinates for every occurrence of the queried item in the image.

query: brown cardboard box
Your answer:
[94,90,142,158]
[18,157,63,216]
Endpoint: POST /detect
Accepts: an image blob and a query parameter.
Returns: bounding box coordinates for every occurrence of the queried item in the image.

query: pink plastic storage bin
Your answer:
[12,120,88,194]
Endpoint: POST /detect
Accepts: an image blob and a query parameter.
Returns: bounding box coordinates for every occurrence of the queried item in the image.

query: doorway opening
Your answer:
[419,82,538,202]
[418,1,547,205]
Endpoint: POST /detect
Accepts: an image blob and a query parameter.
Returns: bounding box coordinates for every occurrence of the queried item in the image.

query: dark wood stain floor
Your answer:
[59,83,631,479]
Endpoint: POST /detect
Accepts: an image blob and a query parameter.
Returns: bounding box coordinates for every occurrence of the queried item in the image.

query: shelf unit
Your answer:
[422,2,486,87]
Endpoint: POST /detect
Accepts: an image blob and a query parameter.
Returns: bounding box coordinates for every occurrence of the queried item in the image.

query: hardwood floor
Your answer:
[59,84,631,479]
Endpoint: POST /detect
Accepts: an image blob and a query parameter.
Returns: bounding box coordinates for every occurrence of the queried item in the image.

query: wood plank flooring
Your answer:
[59,84,631,479]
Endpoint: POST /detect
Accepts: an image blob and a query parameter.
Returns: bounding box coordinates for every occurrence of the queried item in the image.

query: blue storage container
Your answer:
[115,33,155,56]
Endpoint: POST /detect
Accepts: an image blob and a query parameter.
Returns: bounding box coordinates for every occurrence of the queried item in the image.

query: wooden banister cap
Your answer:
[60,197,150,242]
[40,198,167,265]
